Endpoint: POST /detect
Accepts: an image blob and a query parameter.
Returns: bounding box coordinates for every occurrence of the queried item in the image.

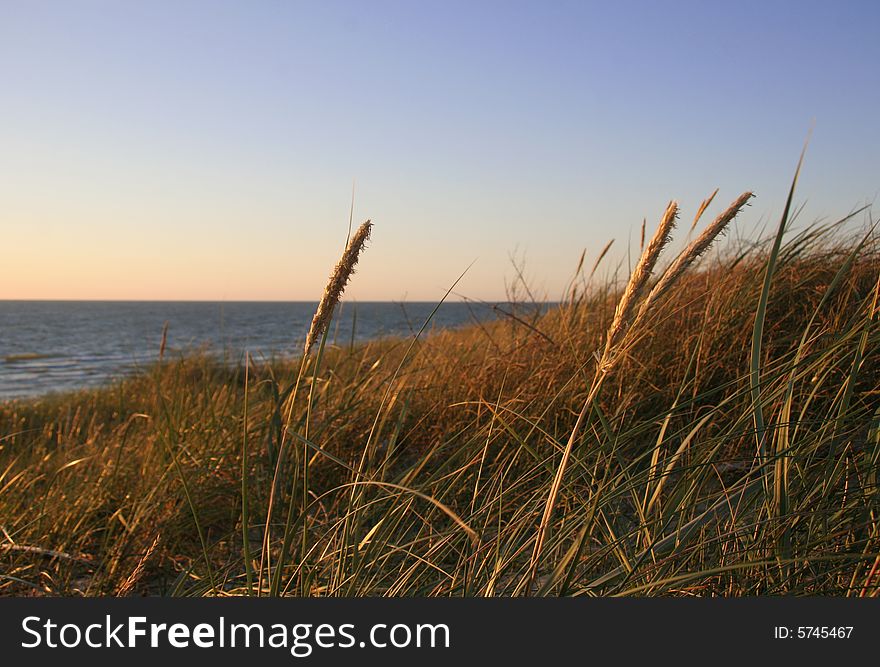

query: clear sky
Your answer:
[2,0,878,301]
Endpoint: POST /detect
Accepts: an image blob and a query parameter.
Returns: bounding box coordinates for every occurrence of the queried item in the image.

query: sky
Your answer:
[1,0,879,301]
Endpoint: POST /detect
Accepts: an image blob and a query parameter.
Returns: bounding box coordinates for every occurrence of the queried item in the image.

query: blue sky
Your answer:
[1,0,878,300]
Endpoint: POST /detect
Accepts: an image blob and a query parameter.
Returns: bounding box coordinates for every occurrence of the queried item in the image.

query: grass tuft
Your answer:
[1,186,879,597]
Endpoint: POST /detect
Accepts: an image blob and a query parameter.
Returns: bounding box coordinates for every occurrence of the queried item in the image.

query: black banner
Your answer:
[0,597,876,664]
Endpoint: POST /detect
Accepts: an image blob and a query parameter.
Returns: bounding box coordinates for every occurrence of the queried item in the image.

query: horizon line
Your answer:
[0,297,561,304]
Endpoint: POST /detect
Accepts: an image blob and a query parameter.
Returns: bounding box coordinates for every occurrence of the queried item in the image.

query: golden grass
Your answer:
[0,200,878,597]
[304,220,372,356]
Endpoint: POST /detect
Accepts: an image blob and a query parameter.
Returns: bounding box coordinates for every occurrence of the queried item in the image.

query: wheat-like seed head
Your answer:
[605,201,678,351]
[589,238,615,281]
[304,220,373,356]
[690,188,719,233]
[116,532,161,596]
[636,191,753,324]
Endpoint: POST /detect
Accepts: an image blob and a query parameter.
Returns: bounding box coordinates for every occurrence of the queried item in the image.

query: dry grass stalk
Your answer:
[574,247,587,276]
[636,191,753,324]
[0,543,94,564]
[690,188,719,232]
[116,532,161,596]
[304,220,373,355]
[529,192,758,590]
[158,321,169,361]
[589,239,615,281]
[605,201,678,350]
[568,248,587,304]
[528,201,678,590]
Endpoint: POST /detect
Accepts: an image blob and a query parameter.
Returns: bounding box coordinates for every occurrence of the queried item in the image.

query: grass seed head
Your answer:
[304,220,373,356]
[637,191,753,323]
[606,201,678,351]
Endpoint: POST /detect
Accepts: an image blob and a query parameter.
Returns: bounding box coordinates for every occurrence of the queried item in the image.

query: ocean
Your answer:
[0,300,506,400]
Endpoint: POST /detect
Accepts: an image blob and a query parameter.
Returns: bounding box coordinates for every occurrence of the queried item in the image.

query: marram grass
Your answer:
[1,195,879,597]
[304,220,372,356]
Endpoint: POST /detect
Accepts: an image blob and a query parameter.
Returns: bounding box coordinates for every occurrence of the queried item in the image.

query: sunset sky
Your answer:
[2,0,879,301]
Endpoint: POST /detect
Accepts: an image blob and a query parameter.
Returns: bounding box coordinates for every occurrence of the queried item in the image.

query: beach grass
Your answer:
[1,196,879,597]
